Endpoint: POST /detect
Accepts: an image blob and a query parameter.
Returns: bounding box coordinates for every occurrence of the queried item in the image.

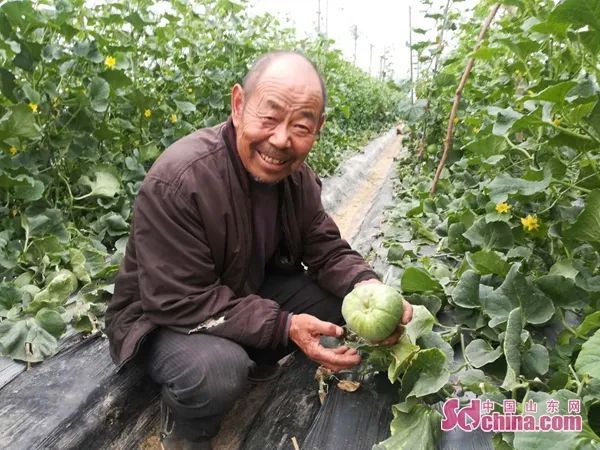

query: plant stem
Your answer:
[504,136,533,160]
[569,364,585,397]
[460,332,473,370]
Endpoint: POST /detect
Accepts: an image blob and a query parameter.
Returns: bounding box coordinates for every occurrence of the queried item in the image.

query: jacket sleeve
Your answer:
[300,169,379,298]
[133,177,288,348]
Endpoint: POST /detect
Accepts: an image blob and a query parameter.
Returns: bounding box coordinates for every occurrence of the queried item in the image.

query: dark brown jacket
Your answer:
[105,119,377,367]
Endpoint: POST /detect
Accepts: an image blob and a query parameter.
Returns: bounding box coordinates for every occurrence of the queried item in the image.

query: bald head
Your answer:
[242,51,327,114]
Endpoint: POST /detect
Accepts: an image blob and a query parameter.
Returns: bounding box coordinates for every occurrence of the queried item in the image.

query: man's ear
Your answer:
[231,84,244,127]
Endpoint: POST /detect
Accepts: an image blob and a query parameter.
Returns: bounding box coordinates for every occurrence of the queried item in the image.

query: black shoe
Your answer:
[248,364,282,384]
[159,400,212,450]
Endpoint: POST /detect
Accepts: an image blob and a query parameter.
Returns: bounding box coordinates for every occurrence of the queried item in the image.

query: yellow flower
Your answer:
[170,114,177,124]
[453,116,459,125]
[553,118,561,127]
[495,202,511,214]
[28,102,38,113]
[187,88,193,93]
[9,146,17,156]
[144,109,152,118]
[521,214,540,232]
[104,56,116,69]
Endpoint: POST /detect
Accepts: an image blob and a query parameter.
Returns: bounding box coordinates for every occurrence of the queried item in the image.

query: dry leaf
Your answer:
[337,380,361,392]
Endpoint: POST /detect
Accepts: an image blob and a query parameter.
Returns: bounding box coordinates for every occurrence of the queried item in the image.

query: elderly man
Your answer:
[105,51,412,449]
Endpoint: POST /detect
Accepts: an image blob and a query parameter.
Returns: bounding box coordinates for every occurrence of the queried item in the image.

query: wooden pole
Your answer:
[409,5,414,104]
[431,4,501,194]
[317,0,321,34]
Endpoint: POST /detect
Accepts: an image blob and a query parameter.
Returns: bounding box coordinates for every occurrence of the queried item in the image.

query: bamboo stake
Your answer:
[431,4,501,194]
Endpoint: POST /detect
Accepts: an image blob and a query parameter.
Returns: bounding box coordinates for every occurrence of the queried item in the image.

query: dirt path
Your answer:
[330,135,403,242]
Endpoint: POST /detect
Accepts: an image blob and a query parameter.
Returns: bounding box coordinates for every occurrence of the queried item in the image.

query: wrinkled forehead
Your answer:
[249,79,323,122]
[253,58,323,105]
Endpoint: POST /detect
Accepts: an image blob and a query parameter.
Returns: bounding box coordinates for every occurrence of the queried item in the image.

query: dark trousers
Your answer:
[143,271,342,441]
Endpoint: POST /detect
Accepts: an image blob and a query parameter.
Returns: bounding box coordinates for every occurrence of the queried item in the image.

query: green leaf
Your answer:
[91,212,129,237]
[451,270,481,309]
[549,259,579,279]
[463,134,507,158]
[403,294,442,316]
[488,106,523,136]
[14,177,44,202]
[69,248,91,284]
[100,69,132,89]
[35,307,66,339]
[387,334,420,383]
[456,369,497,395]
[401,267,443,294]
[0,174,45,201]
[522,81,578,104]
[0,283,23,316]
[465,339,503,368]
[521,343,549,378]
[88,76,110,112]
[22,208,70,242]
[575,329,600,378]
[0,68,18,103]
[0,318,58,362]
[22,83,41,104]
[404,305,435,345]
[0,104,42,141]
[549,0,600,32]
[535,275,587,310]
[26,269,78,314]
[565,190,600,244]
[463,219,514,251]
[502,307,523,390]
[174,100,196,114]
[78,170,120,198]
[373,403,442,450]
[587,96,600,138]
[577,311,600,337]
[411,219,438,243]
[470,46,504,60]
[487,169,552,203]
[400,348,449,400]
[482,264,555,327]
[418,332,454,367]
[467,250,510,276]
[513,390,597,450]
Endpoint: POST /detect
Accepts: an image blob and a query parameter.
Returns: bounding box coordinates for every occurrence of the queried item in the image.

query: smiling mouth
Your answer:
[258,151,288,166]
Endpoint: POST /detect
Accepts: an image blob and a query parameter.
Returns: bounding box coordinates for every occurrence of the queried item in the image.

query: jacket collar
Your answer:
[222,116,251,193]
[222,116,301,265]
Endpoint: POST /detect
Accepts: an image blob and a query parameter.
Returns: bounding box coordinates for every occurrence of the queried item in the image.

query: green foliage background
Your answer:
[0,0,404,362]
[371,0,600,448]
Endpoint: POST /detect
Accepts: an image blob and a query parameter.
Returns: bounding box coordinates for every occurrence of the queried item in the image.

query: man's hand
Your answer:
[354,278,414,346]
[289,314,361,372]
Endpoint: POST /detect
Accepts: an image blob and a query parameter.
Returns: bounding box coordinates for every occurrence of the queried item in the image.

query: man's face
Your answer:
[231,59,325,184]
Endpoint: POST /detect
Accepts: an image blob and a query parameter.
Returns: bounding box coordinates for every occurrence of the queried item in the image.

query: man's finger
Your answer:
[312,346,361,369]
[309,317,344,337]
[371,325,403,346]
[332,346,358,355]
[401,300,413,324]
